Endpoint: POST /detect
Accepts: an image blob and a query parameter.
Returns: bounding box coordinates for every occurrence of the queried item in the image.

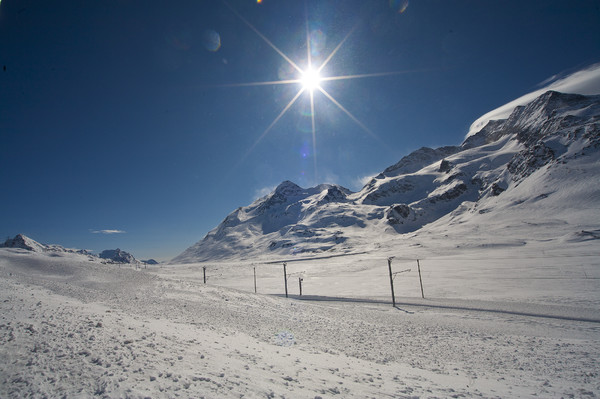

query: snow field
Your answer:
[1,248,599,398]
[162,246,600,310]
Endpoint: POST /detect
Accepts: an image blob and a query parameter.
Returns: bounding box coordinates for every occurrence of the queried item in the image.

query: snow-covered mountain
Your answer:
[173,90,600,263]
[99,248,139,264]
[1,234,142,264]
[1,234,93,256]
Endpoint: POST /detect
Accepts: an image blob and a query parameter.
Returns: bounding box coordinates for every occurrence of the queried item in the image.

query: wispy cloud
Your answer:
[351,173,377,191]
[254,185,276,200]
[536,73,561,88]
[321,171,341,186]
[90,229,126,234]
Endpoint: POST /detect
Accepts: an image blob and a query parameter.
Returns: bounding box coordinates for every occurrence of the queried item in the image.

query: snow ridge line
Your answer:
[261,251,370,264]
[284,294,600,324]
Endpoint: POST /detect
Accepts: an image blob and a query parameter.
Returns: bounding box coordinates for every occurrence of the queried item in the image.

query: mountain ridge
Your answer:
[172,90,599,263]
[1,234,142,264]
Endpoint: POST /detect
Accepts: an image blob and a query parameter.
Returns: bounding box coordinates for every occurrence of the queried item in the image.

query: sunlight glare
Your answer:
[300,67,321,92]
[222,0,399,182]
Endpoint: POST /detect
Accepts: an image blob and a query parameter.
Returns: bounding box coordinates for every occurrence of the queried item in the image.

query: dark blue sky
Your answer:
[1,0,599,260]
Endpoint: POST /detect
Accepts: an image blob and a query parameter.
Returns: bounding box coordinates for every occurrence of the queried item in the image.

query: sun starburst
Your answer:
[300,67,321,93]
[220,0,413,182]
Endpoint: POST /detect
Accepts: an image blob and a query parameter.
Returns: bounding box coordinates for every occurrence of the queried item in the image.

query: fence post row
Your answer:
[203,258,423,303]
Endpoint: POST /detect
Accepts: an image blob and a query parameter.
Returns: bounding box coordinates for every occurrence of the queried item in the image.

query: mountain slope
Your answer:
[173,90,600,263]
[1,234,142,264]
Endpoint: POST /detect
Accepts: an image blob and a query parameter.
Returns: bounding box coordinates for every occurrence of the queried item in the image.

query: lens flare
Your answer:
[203,29,221,52]
[309,29,326,57]
[390,0,409,13]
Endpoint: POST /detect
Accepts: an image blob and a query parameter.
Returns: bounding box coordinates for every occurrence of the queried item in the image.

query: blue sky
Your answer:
[1,0,599,261]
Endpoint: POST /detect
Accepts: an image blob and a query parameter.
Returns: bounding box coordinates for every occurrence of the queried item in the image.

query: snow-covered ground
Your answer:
[1,239,599,398]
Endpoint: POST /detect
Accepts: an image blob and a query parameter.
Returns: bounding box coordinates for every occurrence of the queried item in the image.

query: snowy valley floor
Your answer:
[1,248,599,398]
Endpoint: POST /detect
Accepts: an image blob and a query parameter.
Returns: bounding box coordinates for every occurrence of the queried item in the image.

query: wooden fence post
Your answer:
[417,259,425,299]
[387,257,396,307]
[203,266,206,284]
[283,262,288,298]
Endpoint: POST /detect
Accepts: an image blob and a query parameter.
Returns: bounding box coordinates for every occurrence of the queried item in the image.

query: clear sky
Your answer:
[1,0,599,261]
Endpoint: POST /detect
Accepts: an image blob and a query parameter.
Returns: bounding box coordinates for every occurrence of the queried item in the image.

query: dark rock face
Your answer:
[429,183,468,204]
[490,183,506,196]
[439,159,452,173]
[386,204,413,225]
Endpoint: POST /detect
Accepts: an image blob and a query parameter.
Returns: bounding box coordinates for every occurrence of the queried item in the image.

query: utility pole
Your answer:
[283,262,288,298]
[388,257,396,307]
[253,267,257,294]
[417,259,425,299]
[298,277,303,296]
[203,266,206,284]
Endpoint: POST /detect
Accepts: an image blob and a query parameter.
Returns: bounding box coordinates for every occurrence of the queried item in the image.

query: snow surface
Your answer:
[1,231,599,398]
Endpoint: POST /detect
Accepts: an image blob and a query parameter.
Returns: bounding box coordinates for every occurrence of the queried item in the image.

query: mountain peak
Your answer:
[382,146,460,177]
[99,248,138,264]
[463,89,600,149]
[2,234,46,252]
[274,180,303,197]
[521,90,589,118]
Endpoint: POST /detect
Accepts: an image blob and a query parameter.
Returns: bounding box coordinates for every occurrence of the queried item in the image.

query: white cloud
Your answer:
[321,171,341,186]
[468,63,600,137]
[91,229,126,234]
[253,185,276,200]
[351,173,377,191]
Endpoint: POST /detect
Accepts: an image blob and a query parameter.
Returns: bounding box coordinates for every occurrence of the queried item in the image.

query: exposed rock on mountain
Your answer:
[2,234,47,252]
[99,249,139,264]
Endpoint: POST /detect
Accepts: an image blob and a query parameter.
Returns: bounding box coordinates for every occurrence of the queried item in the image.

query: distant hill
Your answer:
[99,249,139,264]
[2,234,47,252]
[1,234,93,255]
[1,234,141,264]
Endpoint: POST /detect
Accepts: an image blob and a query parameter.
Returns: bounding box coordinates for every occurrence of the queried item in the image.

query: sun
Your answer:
[300,67,321,92]
[220,0,408,181]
